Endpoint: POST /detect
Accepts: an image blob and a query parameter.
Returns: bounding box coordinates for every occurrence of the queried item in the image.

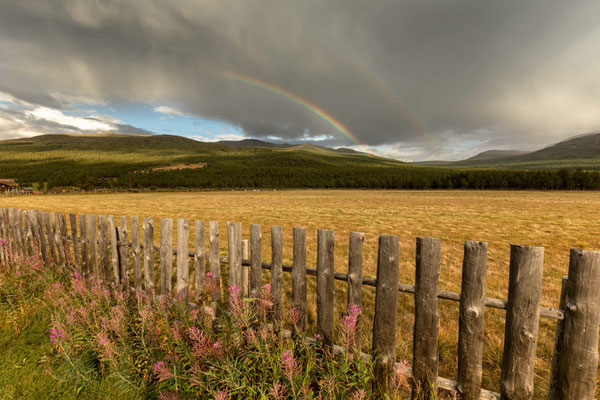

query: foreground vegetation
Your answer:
[3,134,600,190]
[3,190,600,398]
[1,249,427,399]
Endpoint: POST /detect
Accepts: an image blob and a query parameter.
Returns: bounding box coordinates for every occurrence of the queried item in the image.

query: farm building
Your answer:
[0,179,18,193]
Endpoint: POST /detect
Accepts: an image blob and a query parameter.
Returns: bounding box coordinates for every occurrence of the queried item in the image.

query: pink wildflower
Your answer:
[49,324,65,348]
[282,349,298,382]
[289,306,300,328]
[158,391,180,400]
[214,390,228,400]
[269,382,286,400]
[340,304,361,352]
[152,361,174,382]
[350,389,366,400]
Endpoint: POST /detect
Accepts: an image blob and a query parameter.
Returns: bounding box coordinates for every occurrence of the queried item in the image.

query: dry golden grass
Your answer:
[2,189,599,398]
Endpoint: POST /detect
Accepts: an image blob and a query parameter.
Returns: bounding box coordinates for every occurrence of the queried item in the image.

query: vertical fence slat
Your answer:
[36,211,48,264]
[194,220,205,302]
[250,224,262,299]
[87,214,98,278]
[69,213,80,266]
[52,212,65,267]
[25,210,35,256]
[413,237,441,399]
[79,214,88,274]
[208,221,220,303]
[548,276,568,399]
[348,231,364,347]
[108,216,120,284]
[0,209,6,265]
[160,218,173,295]
[317,229,334,347]
[270,225,284,326]
[131,216,142,291]
[98,215,111,283]
[457,241,488,400]
[58,214,70,266]
[16,209,26,257]
[43,211,57,264]
[118,216,129,290]
[292,227,307,331]
[500,245,544,400]
[372,234,400,396]
[547,249,600,400]
[227,222,242,289]
[176,218,190,300]
[242,239,249,298]
[143,217,155,292]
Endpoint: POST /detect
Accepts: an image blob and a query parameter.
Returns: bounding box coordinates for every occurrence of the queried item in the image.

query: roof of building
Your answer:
[0,179,18,187]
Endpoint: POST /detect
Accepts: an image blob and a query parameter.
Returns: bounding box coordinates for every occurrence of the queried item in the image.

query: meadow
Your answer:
[2,190,600,398]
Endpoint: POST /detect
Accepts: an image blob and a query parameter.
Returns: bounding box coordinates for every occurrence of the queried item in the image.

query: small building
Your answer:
[0,179,18,193]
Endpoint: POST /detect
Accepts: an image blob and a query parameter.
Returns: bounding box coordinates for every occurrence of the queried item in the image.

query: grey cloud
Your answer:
[1,0,600,158]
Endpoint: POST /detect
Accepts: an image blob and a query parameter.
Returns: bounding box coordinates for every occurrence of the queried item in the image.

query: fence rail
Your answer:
[0,207,599,400]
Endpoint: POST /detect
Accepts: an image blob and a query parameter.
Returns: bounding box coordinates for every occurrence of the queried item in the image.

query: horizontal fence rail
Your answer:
[0,207,599,400]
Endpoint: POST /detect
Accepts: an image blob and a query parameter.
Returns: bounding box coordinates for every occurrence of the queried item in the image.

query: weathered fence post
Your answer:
[500,245,544,400]
[160,218,173,295]
[51,212,65,267]
[35,211,48,264]
[271,225,284,327]
[79,214,88,274]
[69,213,80,266]
[317,229,334,347]
[58,214,70,266]
[227,222,242,289]
[108,216,120,284]
[43,211,57,264]
[457,241,488,400]
[250,224,262,299]
[348,231,364,348]
[194,220,204,303]
[242,239,249,297]
[98,215,111,283]
[413,237,441,399]
[208,221,220,303]
[547,249,600,400]
[176,218,190,301]
[292,227,307,331]
[87,214,98,277]
[118,216,129,290]
[372,234,400,396]
[143,217,154,292]
[131,216,142,290]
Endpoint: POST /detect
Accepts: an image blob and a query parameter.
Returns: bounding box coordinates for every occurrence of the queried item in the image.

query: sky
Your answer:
[1,1,600,161]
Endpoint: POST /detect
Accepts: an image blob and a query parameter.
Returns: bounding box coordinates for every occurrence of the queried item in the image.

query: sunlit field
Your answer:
[2,190,599,398]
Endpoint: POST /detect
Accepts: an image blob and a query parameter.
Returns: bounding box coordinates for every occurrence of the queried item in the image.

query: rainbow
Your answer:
[216,71,365,147]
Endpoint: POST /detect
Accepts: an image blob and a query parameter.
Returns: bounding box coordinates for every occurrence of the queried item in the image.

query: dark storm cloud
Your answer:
[1,0,599,159]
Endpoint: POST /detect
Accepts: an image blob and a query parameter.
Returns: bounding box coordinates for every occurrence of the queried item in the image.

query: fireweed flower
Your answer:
[341,304,361,352]
[258,284,273,315]
[289,306,300,328]
[152,361,175,382]
[393,359,411,390]
[269,382,286,400]
[228,284,245,322]
[350,389,366,400]
[281,350,298,382]
[214,390,228,400]
[49,324,65,348]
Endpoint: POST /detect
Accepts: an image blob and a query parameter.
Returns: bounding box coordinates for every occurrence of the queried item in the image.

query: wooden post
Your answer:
[176,218,190,300]
[547,249,600,400]
[500,245,544,400]
[36,211,48,264]
[118,216,129,290]
[108,216,120,284]
[292,227,307,331]
[15,209,26,257]
[250,224,262,299]
[457,241,488,400]
[227,222,242,289]
[413,237,441,399]
[87,214,98,278]
[548,276,568,399]
[348,231,364,347]
[242,239,249,297]
[160,218,173,295]
[79,214,88,274]
[194,220,205,302]
[58,214,70,266]
[143,217,155,292]
[372,234,400,396]
[208,221,220,303]
[317,229,334,347]
[25,210,35,256]
[270,225,284,326]
[98,215,111,283]
[52,212,65,267]
[69,213,80,266]
[43,211,57,264]
[131,216,142,291]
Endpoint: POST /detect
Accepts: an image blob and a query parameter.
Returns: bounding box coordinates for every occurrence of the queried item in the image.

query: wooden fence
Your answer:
[0,207,599,400]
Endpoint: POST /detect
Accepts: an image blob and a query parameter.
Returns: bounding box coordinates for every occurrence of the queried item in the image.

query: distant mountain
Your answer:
[215,138,293,148]
[514,131,600,161]
[464,149,530,161]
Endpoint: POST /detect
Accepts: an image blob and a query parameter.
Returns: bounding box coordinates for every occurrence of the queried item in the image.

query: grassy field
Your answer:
[2,190,599,398]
